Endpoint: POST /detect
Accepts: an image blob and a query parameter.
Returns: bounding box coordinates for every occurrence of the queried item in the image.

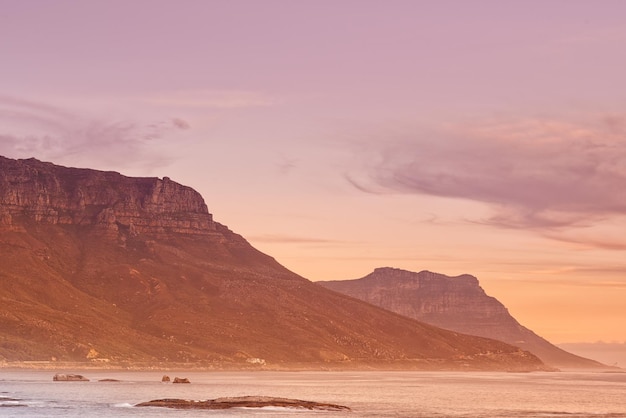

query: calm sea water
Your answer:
[1,370,625,417]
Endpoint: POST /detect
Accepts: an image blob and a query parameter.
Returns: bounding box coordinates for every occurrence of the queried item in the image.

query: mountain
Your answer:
[0,156,546,371]
[320,267,607,369]
[557,342,626,369]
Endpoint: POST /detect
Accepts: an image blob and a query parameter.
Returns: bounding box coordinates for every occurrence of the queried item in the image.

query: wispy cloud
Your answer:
[273,154,299,175]
[542,226,626,251]
[248,234,344,245]
[134,89,279,109]
[347,114,626,235]
[504,275,626,288]
[559,341,626,348]
[0,96,192,169]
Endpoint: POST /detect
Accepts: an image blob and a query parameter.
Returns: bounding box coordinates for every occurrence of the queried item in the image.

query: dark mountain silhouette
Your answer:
[0,156,546,370]
[320,267,608,369]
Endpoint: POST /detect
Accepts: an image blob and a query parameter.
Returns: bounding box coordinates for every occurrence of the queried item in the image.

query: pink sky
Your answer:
[1,0,626,345]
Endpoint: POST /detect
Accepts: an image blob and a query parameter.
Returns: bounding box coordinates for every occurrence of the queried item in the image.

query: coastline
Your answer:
[0,359,559,372]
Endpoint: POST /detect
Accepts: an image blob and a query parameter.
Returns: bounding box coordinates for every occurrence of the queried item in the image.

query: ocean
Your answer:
[1,370,625,417]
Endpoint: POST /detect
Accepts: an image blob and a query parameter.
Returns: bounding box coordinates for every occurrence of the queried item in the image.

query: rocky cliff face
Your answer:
[321,267,608,369]
[0,156,214,236]
[0,156,547,371]
[325,268,521,341]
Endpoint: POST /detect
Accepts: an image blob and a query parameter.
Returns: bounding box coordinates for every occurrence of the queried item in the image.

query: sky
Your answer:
[1,0,626,347]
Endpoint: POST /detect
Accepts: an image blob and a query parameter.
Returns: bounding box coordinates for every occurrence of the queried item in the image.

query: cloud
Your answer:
[542,228,626,251]
[559,342,626,349]
[248,234,343,245]
[135,89,278,109]
[504,275,626,288]
[0,96,80,135]
[172,118,190,130]
[0,96,192,170]
[274,155,298,175]
[348,114,626,231]
[344,173,387,195]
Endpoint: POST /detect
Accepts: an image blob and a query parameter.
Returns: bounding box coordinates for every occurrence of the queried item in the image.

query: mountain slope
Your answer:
[0,156,546,370]
[320,267,607,369]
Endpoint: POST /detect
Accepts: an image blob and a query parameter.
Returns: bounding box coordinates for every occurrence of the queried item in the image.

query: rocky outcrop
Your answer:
[136,396,351,411]
[0,156,214,236]
[324,268,516,339]
[53,374,89,381]
[321,267,608,369]
[172,377,190,383]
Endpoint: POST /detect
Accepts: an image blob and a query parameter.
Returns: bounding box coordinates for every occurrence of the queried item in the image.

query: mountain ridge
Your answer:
[0,156,214,236]
[320,267,608,369]
[0,156,547,371]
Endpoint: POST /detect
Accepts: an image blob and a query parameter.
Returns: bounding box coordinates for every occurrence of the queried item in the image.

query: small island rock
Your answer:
[53,374,89,382]
[136,396,350,411]
[172,377,190,383]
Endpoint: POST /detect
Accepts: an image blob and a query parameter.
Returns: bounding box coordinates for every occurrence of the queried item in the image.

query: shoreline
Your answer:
[0,360,582,373]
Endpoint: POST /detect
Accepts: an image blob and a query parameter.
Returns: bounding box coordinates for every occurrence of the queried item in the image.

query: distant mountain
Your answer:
[0,156,546,371]
[557,342,626,369]
[320,267,608,369]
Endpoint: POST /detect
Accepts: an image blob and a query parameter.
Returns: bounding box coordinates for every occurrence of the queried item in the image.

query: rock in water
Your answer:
[172,377,190,383]
[161,375,170,382]
[53,374,89,382]
[136,396,351,411]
